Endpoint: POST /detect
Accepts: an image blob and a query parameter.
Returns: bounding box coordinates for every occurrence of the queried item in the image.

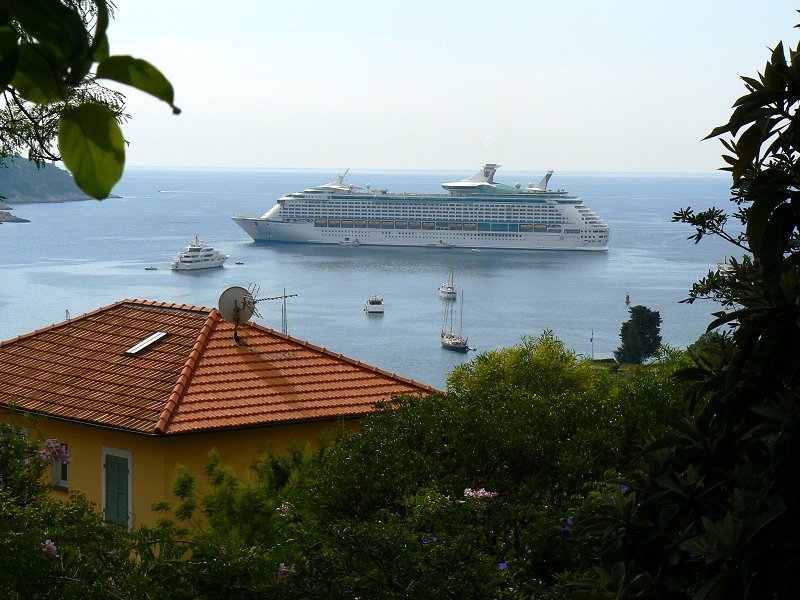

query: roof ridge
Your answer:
[0,299,129,348]
[155,309,221,433]
[123,298,214,314]
[242,321,438,393]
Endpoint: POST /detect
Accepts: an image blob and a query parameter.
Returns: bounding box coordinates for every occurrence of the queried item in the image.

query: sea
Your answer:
[0,168,739,390]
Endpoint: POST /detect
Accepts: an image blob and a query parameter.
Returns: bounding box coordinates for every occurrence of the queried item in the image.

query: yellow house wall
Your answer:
[1,410,356,529]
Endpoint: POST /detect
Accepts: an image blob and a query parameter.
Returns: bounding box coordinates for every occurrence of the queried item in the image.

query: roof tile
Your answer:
[0,299,435,434]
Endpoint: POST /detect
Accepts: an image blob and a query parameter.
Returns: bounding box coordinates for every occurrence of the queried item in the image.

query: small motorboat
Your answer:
[364,294,384,314]
[145,266,158,271]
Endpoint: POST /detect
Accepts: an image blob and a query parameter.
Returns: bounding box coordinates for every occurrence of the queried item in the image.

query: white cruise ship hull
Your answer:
[231,166,609,251]
[232,215,608,251]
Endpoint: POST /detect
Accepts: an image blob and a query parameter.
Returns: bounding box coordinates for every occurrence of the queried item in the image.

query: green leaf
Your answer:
[0,25,19,89]
[705,123,732,140]
[732,123,765,181]
[759,203,795,283]
[746,193,784,255]
[92,33,109,62]
[97,55,181,114]
[9,0,89,64]
[10,43,64,103]
[58,103,125,199]
[770,41,788,75]
[731,89,785,109]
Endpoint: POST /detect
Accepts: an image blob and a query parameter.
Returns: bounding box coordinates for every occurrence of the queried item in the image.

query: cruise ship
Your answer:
[231,165,609,251]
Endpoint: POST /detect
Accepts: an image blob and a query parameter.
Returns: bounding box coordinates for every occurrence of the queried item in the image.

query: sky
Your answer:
[105,1,799,173]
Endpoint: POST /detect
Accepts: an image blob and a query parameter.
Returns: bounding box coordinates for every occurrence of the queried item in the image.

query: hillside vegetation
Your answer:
[0,156,92,204]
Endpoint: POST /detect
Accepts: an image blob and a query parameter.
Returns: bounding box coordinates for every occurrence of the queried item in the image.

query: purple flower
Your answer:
[277,562,295,579]
[498,561,508,571]
[464,487,499,499]
[39,439,70,464]
[421,534,438,545]
[39,539,59,558]
[621,484,631,495]
[560,516,574,536]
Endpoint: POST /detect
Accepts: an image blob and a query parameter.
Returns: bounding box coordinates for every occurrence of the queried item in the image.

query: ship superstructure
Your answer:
[232,165,609,251]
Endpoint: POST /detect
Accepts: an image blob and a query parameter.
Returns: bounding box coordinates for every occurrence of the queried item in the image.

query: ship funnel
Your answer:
[535,170,553,191]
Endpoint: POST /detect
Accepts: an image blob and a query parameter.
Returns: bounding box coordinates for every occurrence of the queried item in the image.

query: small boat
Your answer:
[171,233,228,271]
[364,294,384,314]
[441,293,469,352]
[144,266,158,271]
[438,252,457,299]
[427,241,454,249]
[717,260,733,274]
[235,261,244,265]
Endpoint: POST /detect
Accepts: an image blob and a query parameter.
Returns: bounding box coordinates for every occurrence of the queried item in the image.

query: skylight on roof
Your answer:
[125,331,168,355]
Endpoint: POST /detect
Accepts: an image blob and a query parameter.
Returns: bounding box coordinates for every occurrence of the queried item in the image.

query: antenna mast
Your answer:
[246,283,297,335]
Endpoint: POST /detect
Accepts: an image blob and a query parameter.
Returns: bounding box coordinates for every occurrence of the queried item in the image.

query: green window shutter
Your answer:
[105,454,129,528]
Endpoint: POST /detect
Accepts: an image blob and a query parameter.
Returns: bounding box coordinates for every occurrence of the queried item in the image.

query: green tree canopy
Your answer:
[613,304,662,364]
[145,334,692,599]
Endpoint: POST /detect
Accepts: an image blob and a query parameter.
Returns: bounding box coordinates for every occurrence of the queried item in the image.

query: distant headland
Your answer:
[0,155,116,223]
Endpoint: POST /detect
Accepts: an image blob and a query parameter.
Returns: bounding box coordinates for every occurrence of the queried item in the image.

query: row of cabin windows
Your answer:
[312,219,580,233]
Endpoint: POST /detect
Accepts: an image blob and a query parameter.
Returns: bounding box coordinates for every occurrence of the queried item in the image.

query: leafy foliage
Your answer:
[136,334,691,599]
[0,422,134,598]
[582,22,800,600]
[613,305,662,364]
[1,0,178,198]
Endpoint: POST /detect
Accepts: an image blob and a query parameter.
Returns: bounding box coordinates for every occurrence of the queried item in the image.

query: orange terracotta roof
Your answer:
[0,299,435,434]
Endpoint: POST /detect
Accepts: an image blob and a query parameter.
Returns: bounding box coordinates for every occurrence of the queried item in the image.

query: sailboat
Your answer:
[438,252,457,299]
[441,291,469,352]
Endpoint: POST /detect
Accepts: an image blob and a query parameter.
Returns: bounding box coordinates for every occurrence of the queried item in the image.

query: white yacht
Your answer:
[439,254,457,299]
[364,294,384,314]
[232,164,609,251]
[171,234,229,270]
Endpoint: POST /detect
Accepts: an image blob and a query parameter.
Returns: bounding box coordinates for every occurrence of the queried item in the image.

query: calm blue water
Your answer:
[0,168,737,389]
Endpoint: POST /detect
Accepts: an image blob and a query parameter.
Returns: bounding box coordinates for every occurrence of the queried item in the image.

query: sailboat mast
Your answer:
[459,291,464,334]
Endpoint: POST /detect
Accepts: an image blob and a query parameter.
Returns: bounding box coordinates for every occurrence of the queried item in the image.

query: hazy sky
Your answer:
[106,1,798,173]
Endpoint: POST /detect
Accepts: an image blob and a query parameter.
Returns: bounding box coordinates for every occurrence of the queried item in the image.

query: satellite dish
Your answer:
[218,286,255,327]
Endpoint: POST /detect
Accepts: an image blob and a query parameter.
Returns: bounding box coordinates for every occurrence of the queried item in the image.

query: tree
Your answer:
[1,0,179,198]
[145,334,692,599]
[581,21,800,600]
[613,304,662,364]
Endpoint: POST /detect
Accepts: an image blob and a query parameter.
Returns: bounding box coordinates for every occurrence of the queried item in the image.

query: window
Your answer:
[102,448,131,529]
[50,442,69,491]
